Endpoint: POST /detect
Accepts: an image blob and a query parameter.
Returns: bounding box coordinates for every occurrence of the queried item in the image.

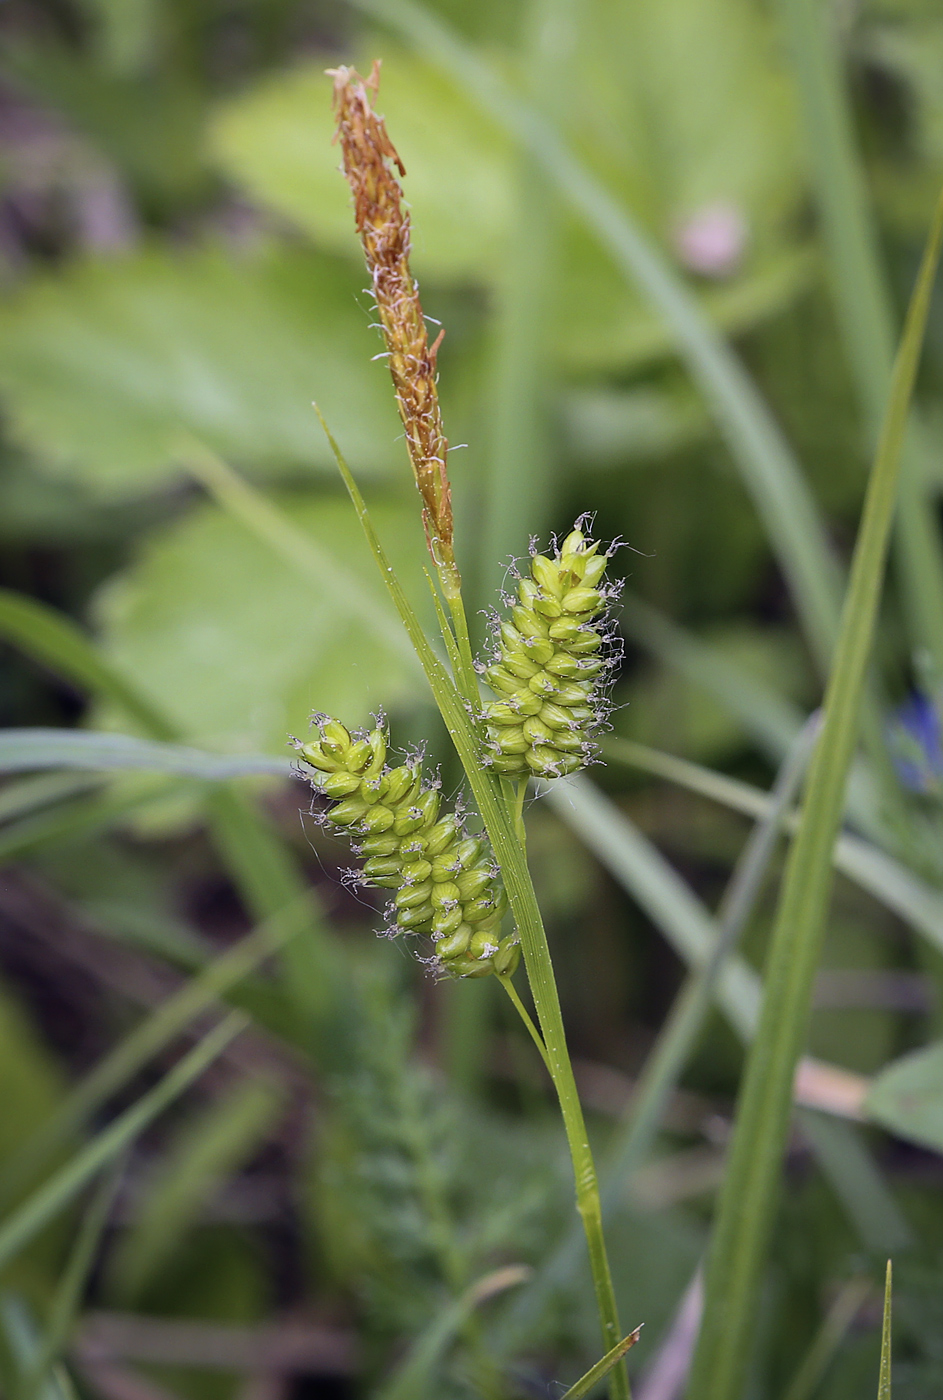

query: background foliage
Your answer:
[2,0,943,1396]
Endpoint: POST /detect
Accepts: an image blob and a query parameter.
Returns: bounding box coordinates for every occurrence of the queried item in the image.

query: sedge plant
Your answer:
[290,64,636,1397]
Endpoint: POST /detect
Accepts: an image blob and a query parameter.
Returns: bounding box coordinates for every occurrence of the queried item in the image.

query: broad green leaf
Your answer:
[352,0,841,674]
[865,1043,943,1152]
[211,20,809,372]
[0,245,401,495]
[209,50,514,284]
[91,492,427,751]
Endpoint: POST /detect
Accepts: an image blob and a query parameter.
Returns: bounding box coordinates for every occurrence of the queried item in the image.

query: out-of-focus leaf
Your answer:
[209,51,514,284]
[867,24,943,166]
[0,246,401,495]
[91,492,427,751]
[375,1264,530,1400]
[0,730,292,780]
[618,622,811,766]
[865,1042,943,1152]
[566,0,800,231]
[562,384,709,467]
[0,1017,246,1276]
[9,45,206,205]
[0,1295,73,1400]
[0,985,66,1171]
[556,238,813,372]
[211,11,809,371]
[108,1078,284,1302]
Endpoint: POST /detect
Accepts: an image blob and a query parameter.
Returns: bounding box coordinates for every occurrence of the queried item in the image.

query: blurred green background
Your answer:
[3,0,943,1396]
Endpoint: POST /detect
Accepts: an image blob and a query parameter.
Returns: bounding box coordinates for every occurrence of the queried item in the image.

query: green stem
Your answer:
[494,788,629,1400]
[513,777,528,844]
[499,974,552,1076]
[441,571,481,706]
[321,413,629,1399]
[686,185,943,1400]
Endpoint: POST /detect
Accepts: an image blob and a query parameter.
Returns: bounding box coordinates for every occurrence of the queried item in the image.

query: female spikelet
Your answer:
[481,523,621,779]
[295,717,518,979]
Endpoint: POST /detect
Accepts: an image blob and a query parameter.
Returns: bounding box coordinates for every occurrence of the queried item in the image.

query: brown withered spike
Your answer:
[328,61,454,566]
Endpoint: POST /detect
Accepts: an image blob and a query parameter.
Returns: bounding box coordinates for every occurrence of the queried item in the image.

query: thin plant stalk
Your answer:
[17,1165,124,1400]
[315,407,630,1399]
[779,1276,871,1400]
[0,902,307,1203]
[501,720,817,1347]
[778,0,943,669]
[686,185,943,1400]
[601,719,819,1195]
[0,1015,246,1277]
[878,1261,892,1400]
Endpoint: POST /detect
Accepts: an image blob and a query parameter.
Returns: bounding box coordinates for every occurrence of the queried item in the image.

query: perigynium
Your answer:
[295,716,518,979]
[481,523,621,779]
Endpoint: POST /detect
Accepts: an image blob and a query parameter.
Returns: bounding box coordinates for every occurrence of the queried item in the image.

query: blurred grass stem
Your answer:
[779,0,943,669]
[686,182,943,1400]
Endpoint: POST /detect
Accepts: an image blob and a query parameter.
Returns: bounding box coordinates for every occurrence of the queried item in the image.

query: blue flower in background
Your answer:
[889,692,943,793]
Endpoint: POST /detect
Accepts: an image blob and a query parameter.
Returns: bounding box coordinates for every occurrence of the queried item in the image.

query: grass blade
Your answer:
[181,436,420,668]
[780,1276,871,1400]
[376,1265,530,1400]
[603,737,943,961]
[0,730,293,780]
[0,1014,246,1277]
[504,727,816,1348]
[543,775,761,1041]
[559,1329,644,1400]
[619,596,805,762]
[18,1165,124,1400]
[779,0,943,665]
[0,774,105,825]
[686,179,943,1400]
[0,901,307,1200]
[0,1297,74,1400]
[540,774,906,1245]
[108,1078,283,1301]
[350,0,843,673]
[0,782,175,866]
[0,590,174,740]
[878,1261,892,1400]
[617,600,883,839]
[0,588,340,1042]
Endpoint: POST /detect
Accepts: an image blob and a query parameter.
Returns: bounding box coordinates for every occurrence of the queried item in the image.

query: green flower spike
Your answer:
[481,522,620,779]
[295,717,519,979]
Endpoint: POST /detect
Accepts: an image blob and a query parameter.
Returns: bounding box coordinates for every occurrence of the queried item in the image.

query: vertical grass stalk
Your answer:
[686,185,943,1400]
[317,410,630,1398]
